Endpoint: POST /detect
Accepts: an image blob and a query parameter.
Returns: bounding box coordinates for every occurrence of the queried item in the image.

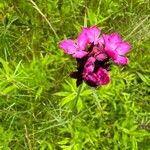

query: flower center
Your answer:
[89,45,105,57]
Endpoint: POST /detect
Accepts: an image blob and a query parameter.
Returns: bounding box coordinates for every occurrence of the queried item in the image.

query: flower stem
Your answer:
[72,83,83,115]
[91,87,103,116]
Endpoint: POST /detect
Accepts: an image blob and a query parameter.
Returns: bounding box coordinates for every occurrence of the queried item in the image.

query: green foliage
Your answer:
[0,126,13,149]
[0,0,150,149]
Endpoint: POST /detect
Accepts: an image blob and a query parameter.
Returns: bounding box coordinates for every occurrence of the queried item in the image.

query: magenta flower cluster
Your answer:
[59,26,131,87]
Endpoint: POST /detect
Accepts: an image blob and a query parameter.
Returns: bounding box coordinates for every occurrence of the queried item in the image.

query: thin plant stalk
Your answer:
[29,0,59,39]
[72,83,83,115]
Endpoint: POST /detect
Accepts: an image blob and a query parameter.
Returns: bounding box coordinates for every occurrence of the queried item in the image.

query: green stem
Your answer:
[91,87,103,115]
[72,83,83,115]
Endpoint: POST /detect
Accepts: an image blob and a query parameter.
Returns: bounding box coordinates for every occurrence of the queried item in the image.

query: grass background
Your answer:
[0,0,150,149]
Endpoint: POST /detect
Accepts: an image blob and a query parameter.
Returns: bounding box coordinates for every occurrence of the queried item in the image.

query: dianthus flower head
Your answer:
[59,30,89,58]
[59,26,131,87]
[103,33,131,65]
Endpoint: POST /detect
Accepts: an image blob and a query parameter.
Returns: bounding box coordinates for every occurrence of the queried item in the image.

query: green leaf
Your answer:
[77,97,83,113]
[3,84,16,94]
[60,93,76,106]
[81,89,92,96]
[35,87,43,100]
[54,92,70,97]
[137,72,149,85]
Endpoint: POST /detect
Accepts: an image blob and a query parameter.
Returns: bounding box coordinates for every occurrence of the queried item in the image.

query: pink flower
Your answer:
[96,67,110,85]
[59,26,131,87]
[103,33,131,65]
[81,26,101,44]
[89,45,108,61]
[80,26,108,61]
[83,57,110,86]
[83,57,96,74]
[59,32,89,58]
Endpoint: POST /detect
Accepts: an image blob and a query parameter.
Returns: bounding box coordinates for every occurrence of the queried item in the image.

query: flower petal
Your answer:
[103,33,130,65]
[83,57,96,74]
[72,50,88,58]
[77,31,89,50]
[114,56,128,65]
[116,42,131,55]
[102,34,110,43]
[95,53,107,61]
[98,37,104,46]
[59,39,77,54]
[105,49,118,60]
[103,33,122,51]
[96,68,110,85]
[83,26,101,44]
[84,73,98,83]
[110,33,122,43]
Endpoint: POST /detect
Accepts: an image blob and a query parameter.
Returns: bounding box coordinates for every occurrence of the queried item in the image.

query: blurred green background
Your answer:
[0,0,150,149]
